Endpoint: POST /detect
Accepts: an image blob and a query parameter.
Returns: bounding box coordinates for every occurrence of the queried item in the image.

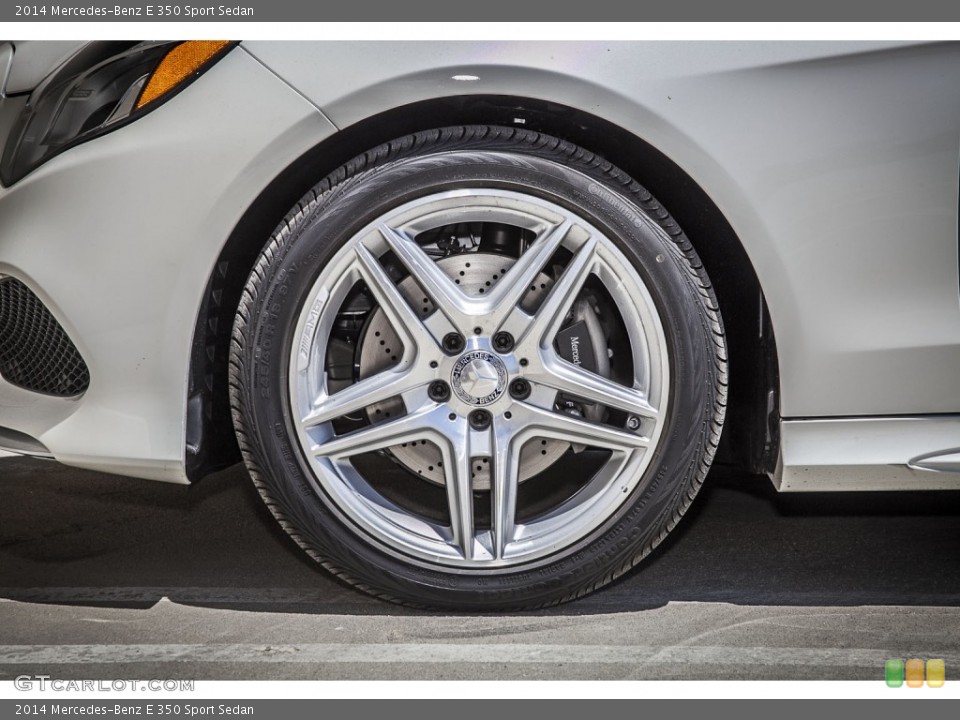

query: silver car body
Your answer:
[1,40,959,490]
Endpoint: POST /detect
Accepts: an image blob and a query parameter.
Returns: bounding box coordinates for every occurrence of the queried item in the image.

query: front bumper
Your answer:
[0,46,335,481]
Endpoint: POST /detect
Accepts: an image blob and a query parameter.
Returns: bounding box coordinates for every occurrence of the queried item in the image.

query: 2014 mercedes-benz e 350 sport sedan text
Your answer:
[1,40,958,609]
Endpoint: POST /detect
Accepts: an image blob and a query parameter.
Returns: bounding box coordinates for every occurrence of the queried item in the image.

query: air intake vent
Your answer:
[0,277,90,397]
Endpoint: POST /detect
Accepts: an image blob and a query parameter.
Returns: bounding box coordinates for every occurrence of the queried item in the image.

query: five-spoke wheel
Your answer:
[230,127,726,608]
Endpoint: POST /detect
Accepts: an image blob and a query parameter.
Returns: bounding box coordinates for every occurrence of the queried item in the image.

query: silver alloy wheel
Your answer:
[289,188,670,568]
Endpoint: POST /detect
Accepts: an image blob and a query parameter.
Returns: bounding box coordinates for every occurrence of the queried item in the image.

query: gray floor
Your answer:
[2,456,959,680]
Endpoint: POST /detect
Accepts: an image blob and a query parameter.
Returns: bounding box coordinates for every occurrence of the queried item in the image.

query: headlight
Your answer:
[1,40,234,186]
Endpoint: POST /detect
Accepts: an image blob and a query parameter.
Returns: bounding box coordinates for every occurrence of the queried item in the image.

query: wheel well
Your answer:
[185,95,780,481]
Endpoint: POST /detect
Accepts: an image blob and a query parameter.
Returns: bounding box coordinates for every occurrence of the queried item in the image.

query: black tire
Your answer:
[229,126,727,610]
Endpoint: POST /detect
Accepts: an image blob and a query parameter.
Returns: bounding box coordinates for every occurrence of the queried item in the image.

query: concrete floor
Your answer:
[2,456,959,680]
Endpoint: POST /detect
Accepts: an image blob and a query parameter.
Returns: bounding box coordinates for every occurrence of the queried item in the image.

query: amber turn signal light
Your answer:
[136,41,232,109]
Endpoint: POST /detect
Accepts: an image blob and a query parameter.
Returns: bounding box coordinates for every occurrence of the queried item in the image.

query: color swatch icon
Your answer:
[927,659,946,688]
[906,659,925,687]
[885,658,945,687]
[886,659,905,687]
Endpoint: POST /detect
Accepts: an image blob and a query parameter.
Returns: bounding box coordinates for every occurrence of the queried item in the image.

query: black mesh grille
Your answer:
[0,278,90,397]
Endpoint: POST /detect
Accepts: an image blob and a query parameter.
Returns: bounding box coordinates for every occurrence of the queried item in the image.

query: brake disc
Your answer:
[358,252,568,491]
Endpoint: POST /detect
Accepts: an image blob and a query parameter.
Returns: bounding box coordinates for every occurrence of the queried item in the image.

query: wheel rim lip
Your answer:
[287,187,671,571]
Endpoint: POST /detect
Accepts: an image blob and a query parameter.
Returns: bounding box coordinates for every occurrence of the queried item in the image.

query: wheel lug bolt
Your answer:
[428,381,450,402]
[509,378,531,400]
[442,332,465,354]
[469,409,492,430]
[492,331,514,352]
[627,416,641,431]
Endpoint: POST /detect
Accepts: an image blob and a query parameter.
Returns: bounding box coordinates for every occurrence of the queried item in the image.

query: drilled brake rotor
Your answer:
[358,252,568,490]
